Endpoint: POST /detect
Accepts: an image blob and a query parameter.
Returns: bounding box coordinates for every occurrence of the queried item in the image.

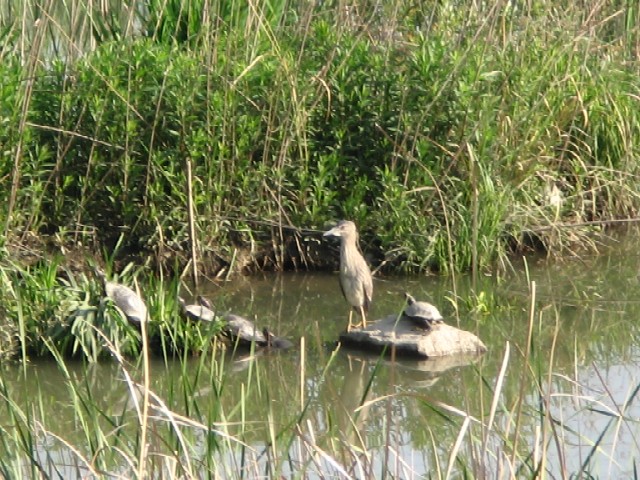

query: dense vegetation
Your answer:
[1,0,639,275]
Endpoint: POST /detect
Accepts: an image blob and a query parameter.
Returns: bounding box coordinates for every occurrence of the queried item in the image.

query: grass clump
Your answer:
[0,257,224,363]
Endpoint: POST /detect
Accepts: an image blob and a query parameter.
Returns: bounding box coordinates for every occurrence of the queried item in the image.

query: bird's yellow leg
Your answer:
[350,307,367,329]
[347,310,353,332]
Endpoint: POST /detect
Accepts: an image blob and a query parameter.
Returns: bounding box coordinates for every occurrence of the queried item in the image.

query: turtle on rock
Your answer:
[402,292,444,332]
[222,313,268,347]
[178,296,216,323]
[221,315,293,350]
[94,267,148,327]
[262,327,293,350]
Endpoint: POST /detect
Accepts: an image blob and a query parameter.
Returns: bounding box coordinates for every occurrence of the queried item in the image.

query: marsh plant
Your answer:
[0,232,638,477]
[0,256,222,363]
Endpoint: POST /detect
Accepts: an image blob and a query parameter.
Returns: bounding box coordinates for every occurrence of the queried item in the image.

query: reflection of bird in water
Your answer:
[178,296,215,322]
[337,354,370,457]
[94,268,147,326]
[323,220,373,332]
[402,292,443,332]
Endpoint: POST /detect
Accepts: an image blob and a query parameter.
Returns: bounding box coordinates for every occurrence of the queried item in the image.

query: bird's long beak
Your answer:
[323,227,339,237]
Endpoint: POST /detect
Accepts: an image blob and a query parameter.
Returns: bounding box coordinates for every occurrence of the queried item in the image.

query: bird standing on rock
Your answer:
[323,220,373,332]
[94,267,148,326]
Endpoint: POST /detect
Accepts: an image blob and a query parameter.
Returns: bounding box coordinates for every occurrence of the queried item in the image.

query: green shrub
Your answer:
[1,1,639,273]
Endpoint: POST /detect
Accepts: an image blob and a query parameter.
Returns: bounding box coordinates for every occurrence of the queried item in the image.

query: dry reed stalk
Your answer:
[186,157,199,287]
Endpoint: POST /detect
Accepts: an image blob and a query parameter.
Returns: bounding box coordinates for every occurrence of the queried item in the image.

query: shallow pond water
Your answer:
[3,236,640,478]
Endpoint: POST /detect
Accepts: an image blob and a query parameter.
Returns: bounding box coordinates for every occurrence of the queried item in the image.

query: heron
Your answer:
[402,292,443,331]
[94,268,148,326]
[323,220,373,332]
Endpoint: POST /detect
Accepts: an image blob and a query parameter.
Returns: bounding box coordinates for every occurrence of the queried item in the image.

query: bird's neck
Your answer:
[340,241,362,269]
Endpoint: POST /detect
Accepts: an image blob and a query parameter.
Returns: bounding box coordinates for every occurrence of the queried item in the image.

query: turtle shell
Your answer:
[107,282,148,324]
[96,268,148,325]
[403,293,443,330]
[179,297,215,322]
[223,314,267,346]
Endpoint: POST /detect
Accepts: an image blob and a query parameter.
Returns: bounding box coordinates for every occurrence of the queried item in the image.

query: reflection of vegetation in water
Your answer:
[1,1,640,274]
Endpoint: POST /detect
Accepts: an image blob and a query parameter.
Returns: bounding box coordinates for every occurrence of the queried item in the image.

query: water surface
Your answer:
[4,237,640,478]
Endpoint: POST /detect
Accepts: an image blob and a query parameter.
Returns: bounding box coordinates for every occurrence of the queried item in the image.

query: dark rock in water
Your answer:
[339,314,486,359]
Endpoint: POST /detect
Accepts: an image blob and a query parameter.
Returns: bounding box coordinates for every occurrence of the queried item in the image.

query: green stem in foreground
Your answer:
[510,280,536,467]
[137,315,150,480]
